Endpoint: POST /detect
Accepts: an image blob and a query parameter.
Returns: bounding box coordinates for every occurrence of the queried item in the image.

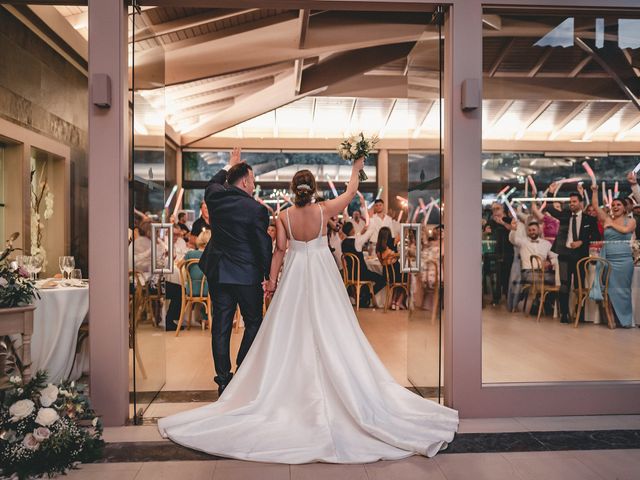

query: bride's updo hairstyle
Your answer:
[291,169,317,207]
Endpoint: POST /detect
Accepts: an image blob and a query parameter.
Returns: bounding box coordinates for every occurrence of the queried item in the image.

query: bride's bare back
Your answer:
[282,204,326,242]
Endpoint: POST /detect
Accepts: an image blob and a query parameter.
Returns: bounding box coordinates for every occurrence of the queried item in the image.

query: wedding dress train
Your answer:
[158,208,458,464]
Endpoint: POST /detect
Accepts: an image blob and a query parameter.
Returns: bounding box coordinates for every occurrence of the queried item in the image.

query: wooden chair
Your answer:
[529,255,561,323]
[382,261,410,313]
[574,256,615,329]
[127,270,147,379]
[341,253,377,311]
[175,259,212,337]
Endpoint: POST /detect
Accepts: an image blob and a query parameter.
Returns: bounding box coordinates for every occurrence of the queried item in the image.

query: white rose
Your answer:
[22,433,40,451]
[33,427,51,442]
[92,417,99,427]
[349,144,358,155]
[9,375,21,385]
[35,407,59,427]
[9,399,35,422]
[39,384,59,407]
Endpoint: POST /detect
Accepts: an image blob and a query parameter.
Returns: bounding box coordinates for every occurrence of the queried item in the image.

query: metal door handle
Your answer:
[400,223,422,273]
[151,223,174,274]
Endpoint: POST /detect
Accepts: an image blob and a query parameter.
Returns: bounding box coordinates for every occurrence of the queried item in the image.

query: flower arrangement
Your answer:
[337,132,379,181]
[0,233,38,309]
[30,160,54,271]
[0,372,104,479]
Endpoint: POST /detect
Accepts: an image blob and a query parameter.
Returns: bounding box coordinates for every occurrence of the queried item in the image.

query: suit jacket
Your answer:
[199,169,272,285]
[547,207,600,259]
[341,237,371,278]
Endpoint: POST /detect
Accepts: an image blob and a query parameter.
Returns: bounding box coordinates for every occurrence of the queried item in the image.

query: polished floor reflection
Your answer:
[483,306,640,383]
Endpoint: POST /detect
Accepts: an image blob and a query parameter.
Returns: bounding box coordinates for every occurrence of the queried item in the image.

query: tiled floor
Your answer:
[64,449,640,479]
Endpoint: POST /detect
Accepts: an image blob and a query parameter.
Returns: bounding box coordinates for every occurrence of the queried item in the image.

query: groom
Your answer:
[199,149,272,395]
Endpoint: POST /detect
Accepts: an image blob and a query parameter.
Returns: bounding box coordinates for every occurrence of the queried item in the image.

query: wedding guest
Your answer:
[539,185,599,323]
[368,199,394,243]
[328,215,345,270]
[589,185,636,328]
[191,200,211,237]
[509,219,558,313]
[267,223,277,252]
[349,209,366,235]
[177,212,190,235]
[376,226,407,310]
[128,219,153,281]
[164,224,190,331]
[341,221,385,307]
[487,202,514,306]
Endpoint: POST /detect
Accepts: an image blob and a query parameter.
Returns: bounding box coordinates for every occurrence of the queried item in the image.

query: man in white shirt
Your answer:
[368,199,394,244]
[509,220,558,286]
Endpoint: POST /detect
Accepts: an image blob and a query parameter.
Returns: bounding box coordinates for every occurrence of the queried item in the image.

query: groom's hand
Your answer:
[230,147,242,166]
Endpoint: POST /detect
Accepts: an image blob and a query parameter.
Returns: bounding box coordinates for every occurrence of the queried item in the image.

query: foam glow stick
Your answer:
[553,182,562,198]
[504,198,518,219]
[524,179,529,198]
[608,189,613,206]
[376,187,383,200]
[356,191,370,226]
[614,181,619,198]
[527,175,538,194]
[325,175,339,198]
[582,161,597,185]
[557,177,583,185]
[397,210,403,222]
[496,185,510,199]
[423,203,436,226]
[412,204,421,223]
[396,195,408,207]
[504,187,517,200]
[602,181,607,205]
[164,184,178,210]
[171,188,184,219]
[629,194,638,206]
[633,160,640,174]
[134,208,146,219]
[418,197,427,212]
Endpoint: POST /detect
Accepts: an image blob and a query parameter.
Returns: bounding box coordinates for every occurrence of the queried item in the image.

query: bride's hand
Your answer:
[353,157,365,172]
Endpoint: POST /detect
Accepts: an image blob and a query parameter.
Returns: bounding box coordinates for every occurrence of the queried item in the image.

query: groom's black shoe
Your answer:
[215,373,233,398]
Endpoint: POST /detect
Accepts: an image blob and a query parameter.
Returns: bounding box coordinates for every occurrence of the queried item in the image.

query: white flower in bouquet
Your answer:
[337,132,379,181]
[35,407,59,427]
[22,433,40,451]
[33,427,51,442]
[39,383,59,407]
[9,399,35,422]
[9,375,22,385]
[92,417,99,427]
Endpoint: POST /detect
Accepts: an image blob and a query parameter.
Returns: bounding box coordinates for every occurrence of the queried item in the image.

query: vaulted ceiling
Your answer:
[18,6,640,146]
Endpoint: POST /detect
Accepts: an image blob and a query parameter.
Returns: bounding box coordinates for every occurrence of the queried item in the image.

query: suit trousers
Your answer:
[209,282,264,387]
[558,254,586,318]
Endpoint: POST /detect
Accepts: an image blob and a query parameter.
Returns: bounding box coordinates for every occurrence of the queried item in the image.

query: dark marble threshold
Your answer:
[131,386,440,405]
[95,430,640,463]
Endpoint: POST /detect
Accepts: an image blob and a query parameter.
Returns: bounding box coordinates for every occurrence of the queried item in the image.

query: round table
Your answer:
[31,283,89,383]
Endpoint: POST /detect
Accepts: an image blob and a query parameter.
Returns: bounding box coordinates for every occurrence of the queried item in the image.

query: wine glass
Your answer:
[31,255,43,280]
[63,256,75,279]
[22,256,33,280]
[71,269,82,280]
[58,256,66,279]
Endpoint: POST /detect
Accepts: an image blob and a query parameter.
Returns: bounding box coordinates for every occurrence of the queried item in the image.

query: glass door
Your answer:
[405,6,445,401]
[129,1,169,422]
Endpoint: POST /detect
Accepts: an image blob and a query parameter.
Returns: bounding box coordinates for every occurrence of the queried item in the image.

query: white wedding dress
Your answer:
[158,205,458,464]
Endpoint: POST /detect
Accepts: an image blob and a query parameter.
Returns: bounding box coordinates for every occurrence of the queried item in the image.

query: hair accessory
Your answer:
[297,184,312,191]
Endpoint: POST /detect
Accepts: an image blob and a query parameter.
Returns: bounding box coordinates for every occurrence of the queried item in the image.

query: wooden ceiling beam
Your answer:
[548,102,588,140]
[582,102,626,140]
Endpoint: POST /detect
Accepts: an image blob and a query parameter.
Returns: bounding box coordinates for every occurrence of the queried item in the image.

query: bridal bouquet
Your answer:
[0,372,104,479]
[337,132,379,181]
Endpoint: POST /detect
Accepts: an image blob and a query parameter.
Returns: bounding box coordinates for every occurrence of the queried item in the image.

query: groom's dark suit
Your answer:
[199,168,272,390]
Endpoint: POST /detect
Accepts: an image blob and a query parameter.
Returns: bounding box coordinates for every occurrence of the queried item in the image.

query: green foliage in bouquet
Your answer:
[0,371,104,479]
[337,132,379,181]
[0,233,39,308]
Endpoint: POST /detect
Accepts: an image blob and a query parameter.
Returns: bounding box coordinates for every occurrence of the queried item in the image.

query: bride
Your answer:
[158,158,458,464]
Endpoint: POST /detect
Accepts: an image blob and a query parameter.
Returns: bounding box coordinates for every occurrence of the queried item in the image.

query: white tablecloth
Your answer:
[31,285,89,383]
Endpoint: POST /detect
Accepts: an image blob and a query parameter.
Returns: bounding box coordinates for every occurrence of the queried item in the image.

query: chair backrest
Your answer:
[576,256,611,292]
[181,258,208,299]
[426,259,439,289]
[529,255,546,290]
[342,253,361,283]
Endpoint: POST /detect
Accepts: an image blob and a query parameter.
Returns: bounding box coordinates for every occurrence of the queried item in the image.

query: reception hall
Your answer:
[1,1,640,479]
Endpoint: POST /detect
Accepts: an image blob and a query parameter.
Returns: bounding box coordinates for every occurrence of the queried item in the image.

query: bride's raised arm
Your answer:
[323,157,365,219]
[267,214,289,292]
